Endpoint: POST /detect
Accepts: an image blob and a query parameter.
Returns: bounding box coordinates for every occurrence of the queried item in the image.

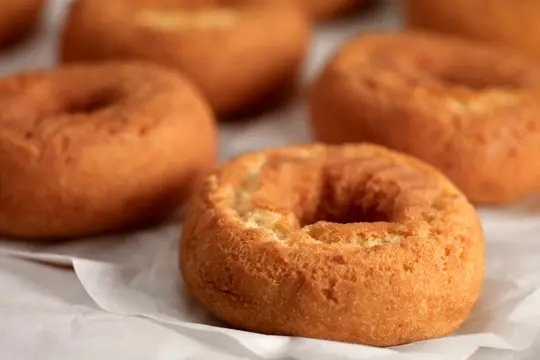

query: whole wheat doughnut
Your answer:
[180,143,484,347]
[310,32,540,204]
[297,0,368,21]
[404,0,540,62]
[0,0,43,47]
[0,62,216,240]
[60,0,311,118]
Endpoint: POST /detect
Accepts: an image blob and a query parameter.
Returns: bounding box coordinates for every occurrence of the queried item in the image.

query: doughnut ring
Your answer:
[0,61,216,239]
[310,32,540,204]
[180,143,484,347]
[60,0,311,117]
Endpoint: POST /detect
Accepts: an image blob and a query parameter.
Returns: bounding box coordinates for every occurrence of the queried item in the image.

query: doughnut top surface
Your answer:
[136,8,239,30]
[0,61,206,152]
[333,32,540,110]
[88,0,294,32]
[205,143,474,249]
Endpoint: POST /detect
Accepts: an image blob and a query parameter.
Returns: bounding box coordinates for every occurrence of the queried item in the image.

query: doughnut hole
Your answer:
[227,152,438,247]
[64,87,122,115]
[28,85,124,121]
[432,64,524,91]
[297,165,396,227]
[367,37,526,91]
[283,159,413,228]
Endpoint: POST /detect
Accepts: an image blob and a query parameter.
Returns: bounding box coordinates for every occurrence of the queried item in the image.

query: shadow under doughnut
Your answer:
[0,0,44,47]
[296,0,371,21]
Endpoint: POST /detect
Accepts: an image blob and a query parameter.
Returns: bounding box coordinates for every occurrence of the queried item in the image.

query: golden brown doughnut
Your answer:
[0,0,43,47]
[180,143,484,347]
[60,0,311,118]
[297,0,368,21]
[310,32,540,204]
[404,0,540,61]
[0,61,216,240]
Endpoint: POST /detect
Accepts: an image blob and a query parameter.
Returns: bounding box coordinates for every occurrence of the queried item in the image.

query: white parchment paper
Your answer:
[0,1,539,359]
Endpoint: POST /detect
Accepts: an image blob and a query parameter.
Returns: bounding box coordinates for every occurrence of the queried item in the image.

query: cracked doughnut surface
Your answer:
[310,32,540,204]
[60,0,311,117]
[180,143,484,347]
[0,62,216,239]
[0,0,43,47]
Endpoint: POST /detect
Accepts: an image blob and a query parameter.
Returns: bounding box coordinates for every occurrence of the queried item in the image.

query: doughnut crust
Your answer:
[404,0,540,61]
[60,0,311,117]
[180,143,484,347]
[0,62,216,239]
[0,0,43,47]
[310,32,540,204]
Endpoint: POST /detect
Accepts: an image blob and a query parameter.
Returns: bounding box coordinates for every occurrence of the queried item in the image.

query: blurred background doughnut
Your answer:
[0,61,217,240]
[310,32,540,204]
[60,0,312,118]
[404,0,540,61]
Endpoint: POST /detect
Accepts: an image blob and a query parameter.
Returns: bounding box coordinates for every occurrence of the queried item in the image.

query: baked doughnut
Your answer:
[297,0,369,21]
[404,0,540,61]
[180,143,484,347]
[0,62,216,240]
[0,0,43,47]
[310,32,540,204]
[60,0,311,118]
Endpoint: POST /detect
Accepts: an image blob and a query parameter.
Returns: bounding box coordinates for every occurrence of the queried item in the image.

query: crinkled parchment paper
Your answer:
[0,1,539,359]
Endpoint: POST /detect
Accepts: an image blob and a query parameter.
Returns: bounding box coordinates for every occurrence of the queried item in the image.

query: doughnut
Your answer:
[297,0,369,21]
[404,0,540,61]
[0,61,216,240]
[180,143,484,347]
[0,0,43,47]
[60,0,311,118]
[309,32,540,204]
